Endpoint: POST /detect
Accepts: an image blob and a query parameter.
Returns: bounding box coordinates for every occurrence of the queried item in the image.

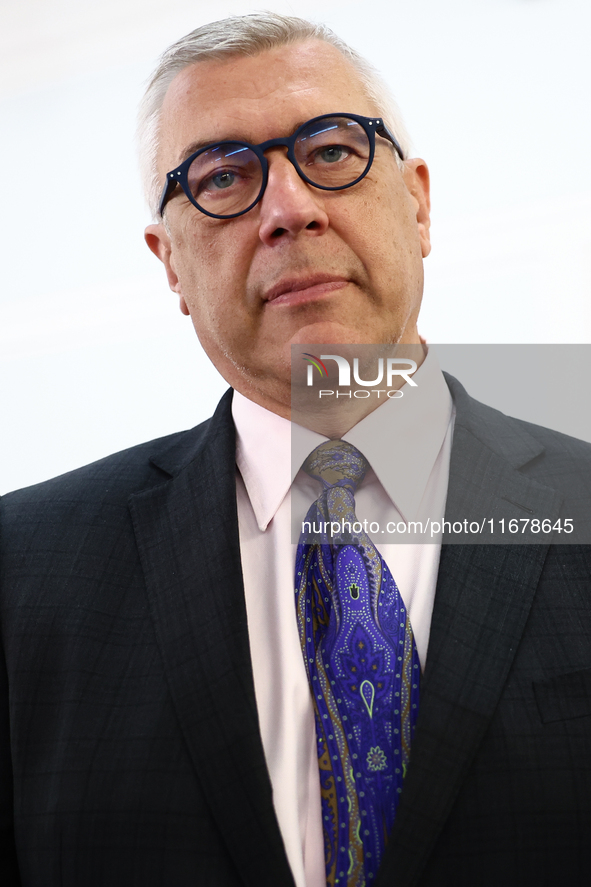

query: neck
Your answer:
[232,343,427,438]
[292,391,396,438]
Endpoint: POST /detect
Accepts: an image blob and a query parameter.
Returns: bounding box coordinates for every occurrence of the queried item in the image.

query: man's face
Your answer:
[145,40,431,413]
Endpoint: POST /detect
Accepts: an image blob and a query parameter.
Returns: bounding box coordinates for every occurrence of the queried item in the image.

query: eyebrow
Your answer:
[176,119,311,166]
[177,138,224,165]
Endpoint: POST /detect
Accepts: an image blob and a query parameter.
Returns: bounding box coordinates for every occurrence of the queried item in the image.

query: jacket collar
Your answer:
[377,374,561,887]
[130,388,296,887]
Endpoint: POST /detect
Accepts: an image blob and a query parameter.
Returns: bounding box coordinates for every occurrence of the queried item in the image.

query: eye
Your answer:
[315,145,351,164]
[194,166,250,199]
[208,170,237,190]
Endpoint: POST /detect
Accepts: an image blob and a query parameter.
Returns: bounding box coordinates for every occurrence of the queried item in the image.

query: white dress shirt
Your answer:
[232,351,454,887]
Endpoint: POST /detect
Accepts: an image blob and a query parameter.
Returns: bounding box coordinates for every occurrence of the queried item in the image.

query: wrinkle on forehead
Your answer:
[167,40,343,103]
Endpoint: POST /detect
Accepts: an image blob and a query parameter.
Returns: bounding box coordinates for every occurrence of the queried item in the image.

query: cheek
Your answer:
[172,233,264,365]
[367,196,423,280]
[334,189,424,327]
[336,178,418,259]
[174,230,244,320]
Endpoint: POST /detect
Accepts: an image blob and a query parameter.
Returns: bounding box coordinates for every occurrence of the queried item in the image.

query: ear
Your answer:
[144,223,190,316]
[403,159,431,258]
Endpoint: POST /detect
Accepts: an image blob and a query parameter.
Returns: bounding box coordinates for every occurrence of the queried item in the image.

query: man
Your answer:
[1,12,590,887]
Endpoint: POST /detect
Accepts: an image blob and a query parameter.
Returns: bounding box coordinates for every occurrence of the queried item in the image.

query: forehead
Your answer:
[157,40,377,171]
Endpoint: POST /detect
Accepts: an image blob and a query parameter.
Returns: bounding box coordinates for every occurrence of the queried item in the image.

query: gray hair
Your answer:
[137,12,412,219]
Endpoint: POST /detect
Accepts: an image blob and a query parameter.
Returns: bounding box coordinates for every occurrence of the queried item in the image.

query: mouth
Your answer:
[263,274,350,307]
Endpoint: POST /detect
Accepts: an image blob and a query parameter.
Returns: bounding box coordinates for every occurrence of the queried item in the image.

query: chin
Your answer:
[289,322,377,347]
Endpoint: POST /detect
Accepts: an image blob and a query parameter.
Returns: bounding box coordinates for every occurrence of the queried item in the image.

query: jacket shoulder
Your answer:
[0,420,213,534]
[445,372,591,490]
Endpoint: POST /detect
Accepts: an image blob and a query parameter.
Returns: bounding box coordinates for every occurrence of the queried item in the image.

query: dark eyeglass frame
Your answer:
[158,112,405,219]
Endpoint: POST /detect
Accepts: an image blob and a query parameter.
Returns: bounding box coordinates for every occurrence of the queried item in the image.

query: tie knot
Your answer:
[302,440,368,492]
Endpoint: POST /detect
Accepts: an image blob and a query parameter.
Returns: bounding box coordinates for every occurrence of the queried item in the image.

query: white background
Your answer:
[2,0,590,493]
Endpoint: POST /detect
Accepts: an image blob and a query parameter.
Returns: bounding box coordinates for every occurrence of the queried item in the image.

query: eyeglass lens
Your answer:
[185,116,371,217]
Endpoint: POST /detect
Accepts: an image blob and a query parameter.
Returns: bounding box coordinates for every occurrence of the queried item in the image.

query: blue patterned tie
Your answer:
[295,441,420,887]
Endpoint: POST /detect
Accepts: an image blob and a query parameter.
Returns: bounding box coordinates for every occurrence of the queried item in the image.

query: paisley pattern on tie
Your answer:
[295,441,420,887]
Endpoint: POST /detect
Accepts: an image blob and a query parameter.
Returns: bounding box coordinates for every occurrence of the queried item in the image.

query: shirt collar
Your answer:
[233,394,302,531]
[232,348,453,530]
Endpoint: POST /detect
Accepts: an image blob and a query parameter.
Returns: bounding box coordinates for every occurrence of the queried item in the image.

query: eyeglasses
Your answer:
[158,113,404,219]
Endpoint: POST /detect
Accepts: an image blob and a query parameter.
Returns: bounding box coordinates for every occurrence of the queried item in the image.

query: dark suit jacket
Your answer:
[1,376,591,886]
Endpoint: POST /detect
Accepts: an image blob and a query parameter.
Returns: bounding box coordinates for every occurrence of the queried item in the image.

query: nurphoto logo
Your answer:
[303,353,418,399]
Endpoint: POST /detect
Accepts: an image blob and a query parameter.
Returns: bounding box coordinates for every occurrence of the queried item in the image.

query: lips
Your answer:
[264,274,350,306]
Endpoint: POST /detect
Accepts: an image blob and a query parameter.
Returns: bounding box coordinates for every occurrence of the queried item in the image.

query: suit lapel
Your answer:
[377,376,563,887]
[129,392,295,887]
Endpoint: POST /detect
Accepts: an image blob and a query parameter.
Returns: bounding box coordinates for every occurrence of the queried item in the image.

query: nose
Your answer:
[257,149,330,246]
